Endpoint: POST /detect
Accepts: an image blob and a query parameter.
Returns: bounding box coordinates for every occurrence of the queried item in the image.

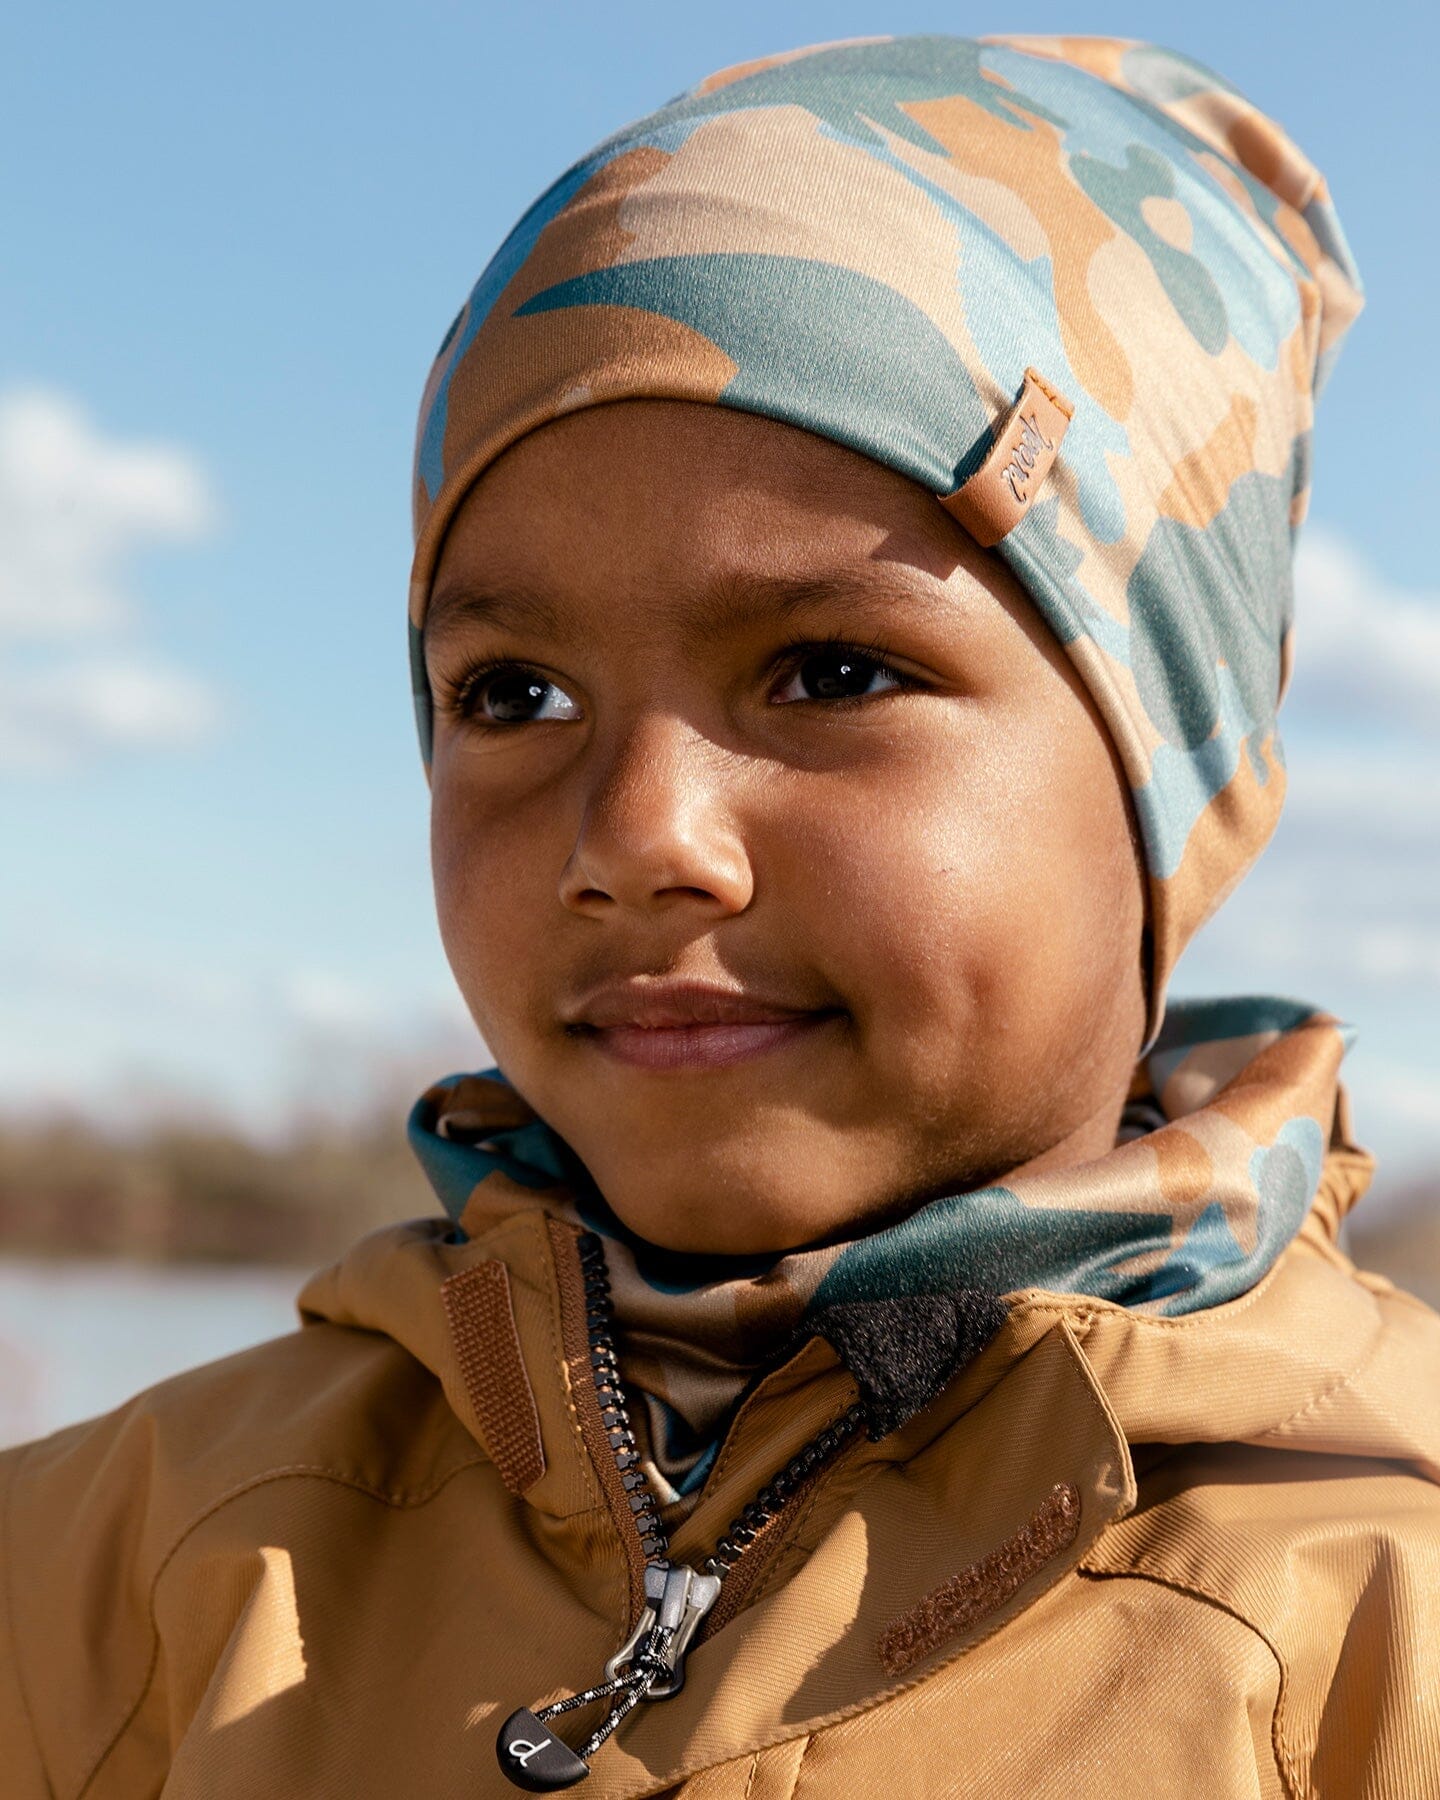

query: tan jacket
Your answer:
[3,1142,1438,1798]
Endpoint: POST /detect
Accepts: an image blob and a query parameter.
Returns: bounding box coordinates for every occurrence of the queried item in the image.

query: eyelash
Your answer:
[438,636,922,724]
[777,635,926,710]
[443,661,527,718]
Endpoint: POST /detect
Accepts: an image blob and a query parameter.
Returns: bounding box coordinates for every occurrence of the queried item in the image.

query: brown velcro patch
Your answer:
[939,367,1073,548]
[876,1481,1081,1676]
[442,1261,546,1496]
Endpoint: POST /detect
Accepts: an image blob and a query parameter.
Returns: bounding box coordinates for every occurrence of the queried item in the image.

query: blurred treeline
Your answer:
[0,1109,1435,1309]
[0,1105,434,1267]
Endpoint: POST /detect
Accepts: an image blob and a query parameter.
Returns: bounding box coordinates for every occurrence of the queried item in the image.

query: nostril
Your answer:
[558,840,754,918]
[665,885,727,904]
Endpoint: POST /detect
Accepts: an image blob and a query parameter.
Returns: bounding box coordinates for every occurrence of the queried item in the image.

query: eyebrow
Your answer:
[423,563,963,652]
[681,568,960,640]
[424,581,564,644]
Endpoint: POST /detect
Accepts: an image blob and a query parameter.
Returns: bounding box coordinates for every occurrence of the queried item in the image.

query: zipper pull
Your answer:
[606,1562,723,1700]
[495,1563,722,1790]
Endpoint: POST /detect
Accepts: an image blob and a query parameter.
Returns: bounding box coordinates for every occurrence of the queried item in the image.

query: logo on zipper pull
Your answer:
[506,1736,553,1769]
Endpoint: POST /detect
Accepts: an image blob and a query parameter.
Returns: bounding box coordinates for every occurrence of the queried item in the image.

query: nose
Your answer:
[557,716,755,919]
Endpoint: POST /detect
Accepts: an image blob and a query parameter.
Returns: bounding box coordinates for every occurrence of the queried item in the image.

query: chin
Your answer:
[601,1172,858,1259]
[575,1112,910,1255]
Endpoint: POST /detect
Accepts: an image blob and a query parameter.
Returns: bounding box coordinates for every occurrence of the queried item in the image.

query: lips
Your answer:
[563,980,842,1072]
[568,980,816,1030]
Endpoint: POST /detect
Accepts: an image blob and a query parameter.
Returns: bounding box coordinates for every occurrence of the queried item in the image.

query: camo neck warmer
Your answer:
[406,34,1362,1038]
[409,996,1354,1506]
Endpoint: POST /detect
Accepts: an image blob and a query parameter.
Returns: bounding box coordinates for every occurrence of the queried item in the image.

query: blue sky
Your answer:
[4,1,1438,1197]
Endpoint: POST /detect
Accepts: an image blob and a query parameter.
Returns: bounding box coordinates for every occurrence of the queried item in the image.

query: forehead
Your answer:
[426,400,1008,638]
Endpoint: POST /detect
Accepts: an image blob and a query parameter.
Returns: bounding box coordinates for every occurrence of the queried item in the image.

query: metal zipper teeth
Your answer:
[577,1231,867,1582]
[579,1231,668,1562]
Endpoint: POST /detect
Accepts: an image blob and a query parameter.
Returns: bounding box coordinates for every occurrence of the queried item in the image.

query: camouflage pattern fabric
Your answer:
[409,997,1356,1501]
[407,34,1363,1031]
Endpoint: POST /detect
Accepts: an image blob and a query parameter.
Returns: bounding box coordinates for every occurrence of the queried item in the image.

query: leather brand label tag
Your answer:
[940,368,1073,548]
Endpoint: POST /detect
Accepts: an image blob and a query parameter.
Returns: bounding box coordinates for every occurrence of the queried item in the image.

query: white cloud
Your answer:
[281,969,388,1034]
[0,656,220,770]
[1289,524,1440,729]
[1354,927,1440,988]
[0,388,222,770]
[0,389,215,637]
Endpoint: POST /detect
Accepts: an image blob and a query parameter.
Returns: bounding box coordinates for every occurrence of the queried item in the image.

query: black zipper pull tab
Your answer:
[495,1563,721,1789]
[494,1710,591,1792]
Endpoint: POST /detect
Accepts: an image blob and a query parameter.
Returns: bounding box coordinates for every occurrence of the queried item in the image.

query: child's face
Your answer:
[426,401,1146,1255]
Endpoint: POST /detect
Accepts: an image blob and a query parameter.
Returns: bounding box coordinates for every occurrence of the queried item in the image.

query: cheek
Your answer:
[787,716,1137,1049]
[429,780,546,1023]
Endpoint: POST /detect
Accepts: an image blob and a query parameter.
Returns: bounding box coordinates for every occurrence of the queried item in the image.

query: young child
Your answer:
[4,34,1438,1799]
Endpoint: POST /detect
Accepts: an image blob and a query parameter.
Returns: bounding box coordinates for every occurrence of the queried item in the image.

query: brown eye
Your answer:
[774,647,904,704]
[463,666,580,725]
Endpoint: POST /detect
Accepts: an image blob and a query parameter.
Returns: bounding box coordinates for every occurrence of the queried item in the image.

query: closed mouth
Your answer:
[562,981,844,1072]
[572,1012,841,1072]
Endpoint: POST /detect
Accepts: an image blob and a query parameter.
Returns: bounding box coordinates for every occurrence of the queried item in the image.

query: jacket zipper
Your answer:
[496,1229,866,1791]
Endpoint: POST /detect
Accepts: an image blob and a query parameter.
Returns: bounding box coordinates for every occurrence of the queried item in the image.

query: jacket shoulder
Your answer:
[0,1319,483,1799]
[2,1313,474,1532]
[1085,1442,1440,1791]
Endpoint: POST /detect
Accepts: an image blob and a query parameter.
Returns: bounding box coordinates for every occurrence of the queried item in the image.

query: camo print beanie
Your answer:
[406,34,1362,1037]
